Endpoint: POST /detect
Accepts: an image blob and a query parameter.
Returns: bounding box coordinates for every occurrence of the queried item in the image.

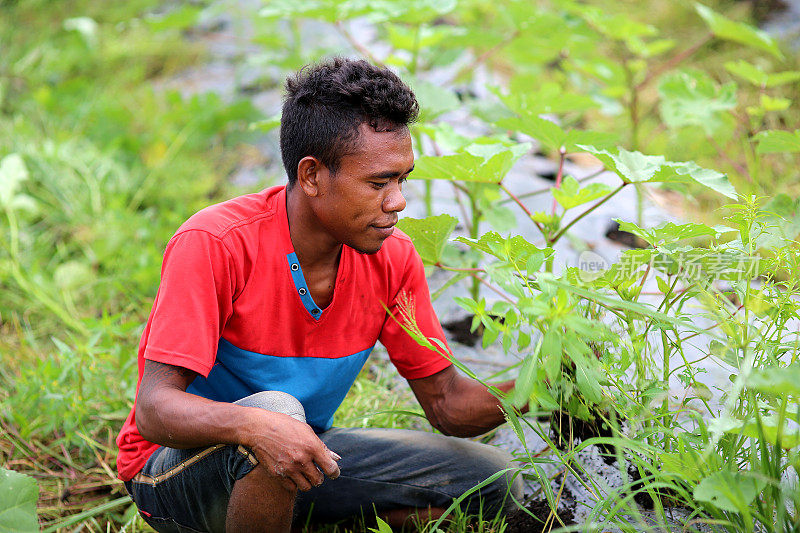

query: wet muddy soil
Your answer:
[505,498,576,533]
[549,410,617,465]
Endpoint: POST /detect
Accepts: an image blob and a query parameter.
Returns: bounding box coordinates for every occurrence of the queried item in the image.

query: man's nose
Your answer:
[383,182,406,213]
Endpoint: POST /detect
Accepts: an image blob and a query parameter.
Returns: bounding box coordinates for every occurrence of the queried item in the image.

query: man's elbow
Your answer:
[427,403,474,438]
[135,394,160,443]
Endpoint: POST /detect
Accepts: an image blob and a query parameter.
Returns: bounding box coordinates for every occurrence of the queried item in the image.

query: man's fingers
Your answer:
[301,461,325,488]
[289,471,313,492]
[279,477,297,493]
[315,452,340,479]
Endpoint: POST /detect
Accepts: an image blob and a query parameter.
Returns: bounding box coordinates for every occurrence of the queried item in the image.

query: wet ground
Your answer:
[154,5,796,530]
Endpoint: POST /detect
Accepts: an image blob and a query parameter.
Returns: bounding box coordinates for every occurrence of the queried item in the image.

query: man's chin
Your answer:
[351,239,385,255]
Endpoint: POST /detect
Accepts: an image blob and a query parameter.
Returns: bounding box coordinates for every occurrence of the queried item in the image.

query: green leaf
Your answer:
[654,161,736,199]
[541,329,562,383]
[413,153,485,182]
[658,70,737,136]
[412,145,525,183]
[578,145,665,183]
[578,145,736,198]
[396,215,457,265]
[0,468,39,533]
[517,331,531,350]
[694,469,766,513]
[482,205,517,233]
[615,220,720,246]
[145,5,203,32]
[496,116,617,153]
[409,77,460,122]
[482,321,501,348]
[724,60,800,88]
[0,154,29,208]
[753,129,800,154]
[747,365,800,396]
[655,275,672,296]
[455,232,547,271]
[369,517,394,533]
[464,138,530,162]
[414,123,471,152]
[552,176,613,210]
[63,17,99,47]
[376,0,458,25]
[386,23,464,52]
[573,355,603,404]
[660,452,704,483]
[494,82,598,116]
[249,114,281,132]
[574,4,656,42]
[757,94,791,112]
[54,261,94,292]
[696,3,782,59]
[737,419,800,449]
[512,353,538,408]
[259,0,352,22]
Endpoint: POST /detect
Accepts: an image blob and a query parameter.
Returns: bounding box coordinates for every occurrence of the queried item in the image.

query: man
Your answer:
[116,58,522,533]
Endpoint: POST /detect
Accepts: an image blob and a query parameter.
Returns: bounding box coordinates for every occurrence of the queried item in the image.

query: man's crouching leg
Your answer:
[125,391,306,533]
[295,428,523,526]
[225,453,296,532]
[226,391,307,532]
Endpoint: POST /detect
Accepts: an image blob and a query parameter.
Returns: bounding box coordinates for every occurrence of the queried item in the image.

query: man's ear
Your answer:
[296,156,326,197]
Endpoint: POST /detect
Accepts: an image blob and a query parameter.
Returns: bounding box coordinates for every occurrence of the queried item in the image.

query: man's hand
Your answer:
[136,359,340,493]
[238,408,341,492]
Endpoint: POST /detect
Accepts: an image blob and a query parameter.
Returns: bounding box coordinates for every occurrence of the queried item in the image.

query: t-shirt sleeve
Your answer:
[142,230,236,377]
[379,246,453,380]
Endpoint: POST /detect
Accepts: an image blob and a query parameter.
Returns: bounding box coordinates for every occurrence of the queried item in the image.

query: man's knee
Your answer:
[233,391,306,422]
[467,445,522,515]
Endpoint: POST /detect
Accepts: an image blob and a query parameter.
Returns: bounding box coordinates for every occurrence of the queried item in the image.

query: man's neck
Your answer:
[285,185,342,271]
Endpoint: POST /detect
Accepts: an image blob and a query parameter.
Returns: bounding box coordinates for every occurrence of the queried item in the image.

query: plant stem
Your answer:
[335,21,384,66]
[425,182,433,216]
[444,30,520,85]
[436,263,485,273]
[634,34,713,91]
[498,168,605,205]
[499,182,547,237]
[470,191,481,300]
[451,183,472,235]
[411,129,434,216]
[410,24,421,75]
[499,182,532,218]
[623,58,646,227]
[551,146,566,215]
[660,328,671,452]
[707,135,751,181]
[551,184,627,243]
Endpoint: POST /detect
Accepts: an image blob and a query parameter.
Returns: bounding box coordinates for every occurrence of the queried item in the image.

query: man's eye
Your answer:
[370,182,387,189]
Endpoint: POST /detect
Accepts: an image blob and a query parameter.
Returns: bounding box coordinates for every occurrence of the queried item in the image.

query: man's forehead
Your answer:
[345,124,413,167]
[356,122,411,147]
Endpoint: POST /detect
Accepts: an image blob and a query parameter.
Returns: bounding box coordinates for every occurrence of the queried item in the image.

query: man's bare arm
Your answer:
[135,359,339,492]
[407,365,523,438]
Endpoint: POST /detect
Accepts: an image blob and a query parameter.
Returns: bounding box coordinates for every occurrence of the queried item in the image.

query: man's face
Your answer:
[311,123,414,254]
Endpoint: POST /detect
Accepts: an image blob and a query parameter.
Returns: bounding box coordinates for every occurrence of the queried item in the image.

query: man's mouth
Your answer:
[371,222,397,237]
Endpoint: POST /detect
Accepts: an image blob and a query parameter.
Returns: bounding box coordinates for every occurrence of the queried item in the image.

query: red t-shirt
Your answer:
[116,186,452,481]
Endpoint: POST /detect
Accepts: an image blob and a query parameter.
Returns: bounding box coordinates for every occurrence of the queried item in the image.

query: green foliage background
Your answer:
[1,0,799,531]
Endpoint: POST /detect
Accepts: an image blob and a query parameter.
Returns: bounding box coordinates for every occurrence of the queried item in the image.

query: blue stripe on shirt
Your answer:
[187,338,373,431]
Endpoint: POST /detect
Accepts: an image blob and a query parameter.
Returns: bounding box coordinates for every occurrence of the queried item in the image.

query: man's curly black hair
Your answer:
[280,57,419,186]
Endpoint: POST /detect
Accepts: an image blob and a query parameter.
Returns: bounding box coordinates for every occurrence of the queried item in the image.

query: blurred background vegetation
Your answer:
[1,0,798,531]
